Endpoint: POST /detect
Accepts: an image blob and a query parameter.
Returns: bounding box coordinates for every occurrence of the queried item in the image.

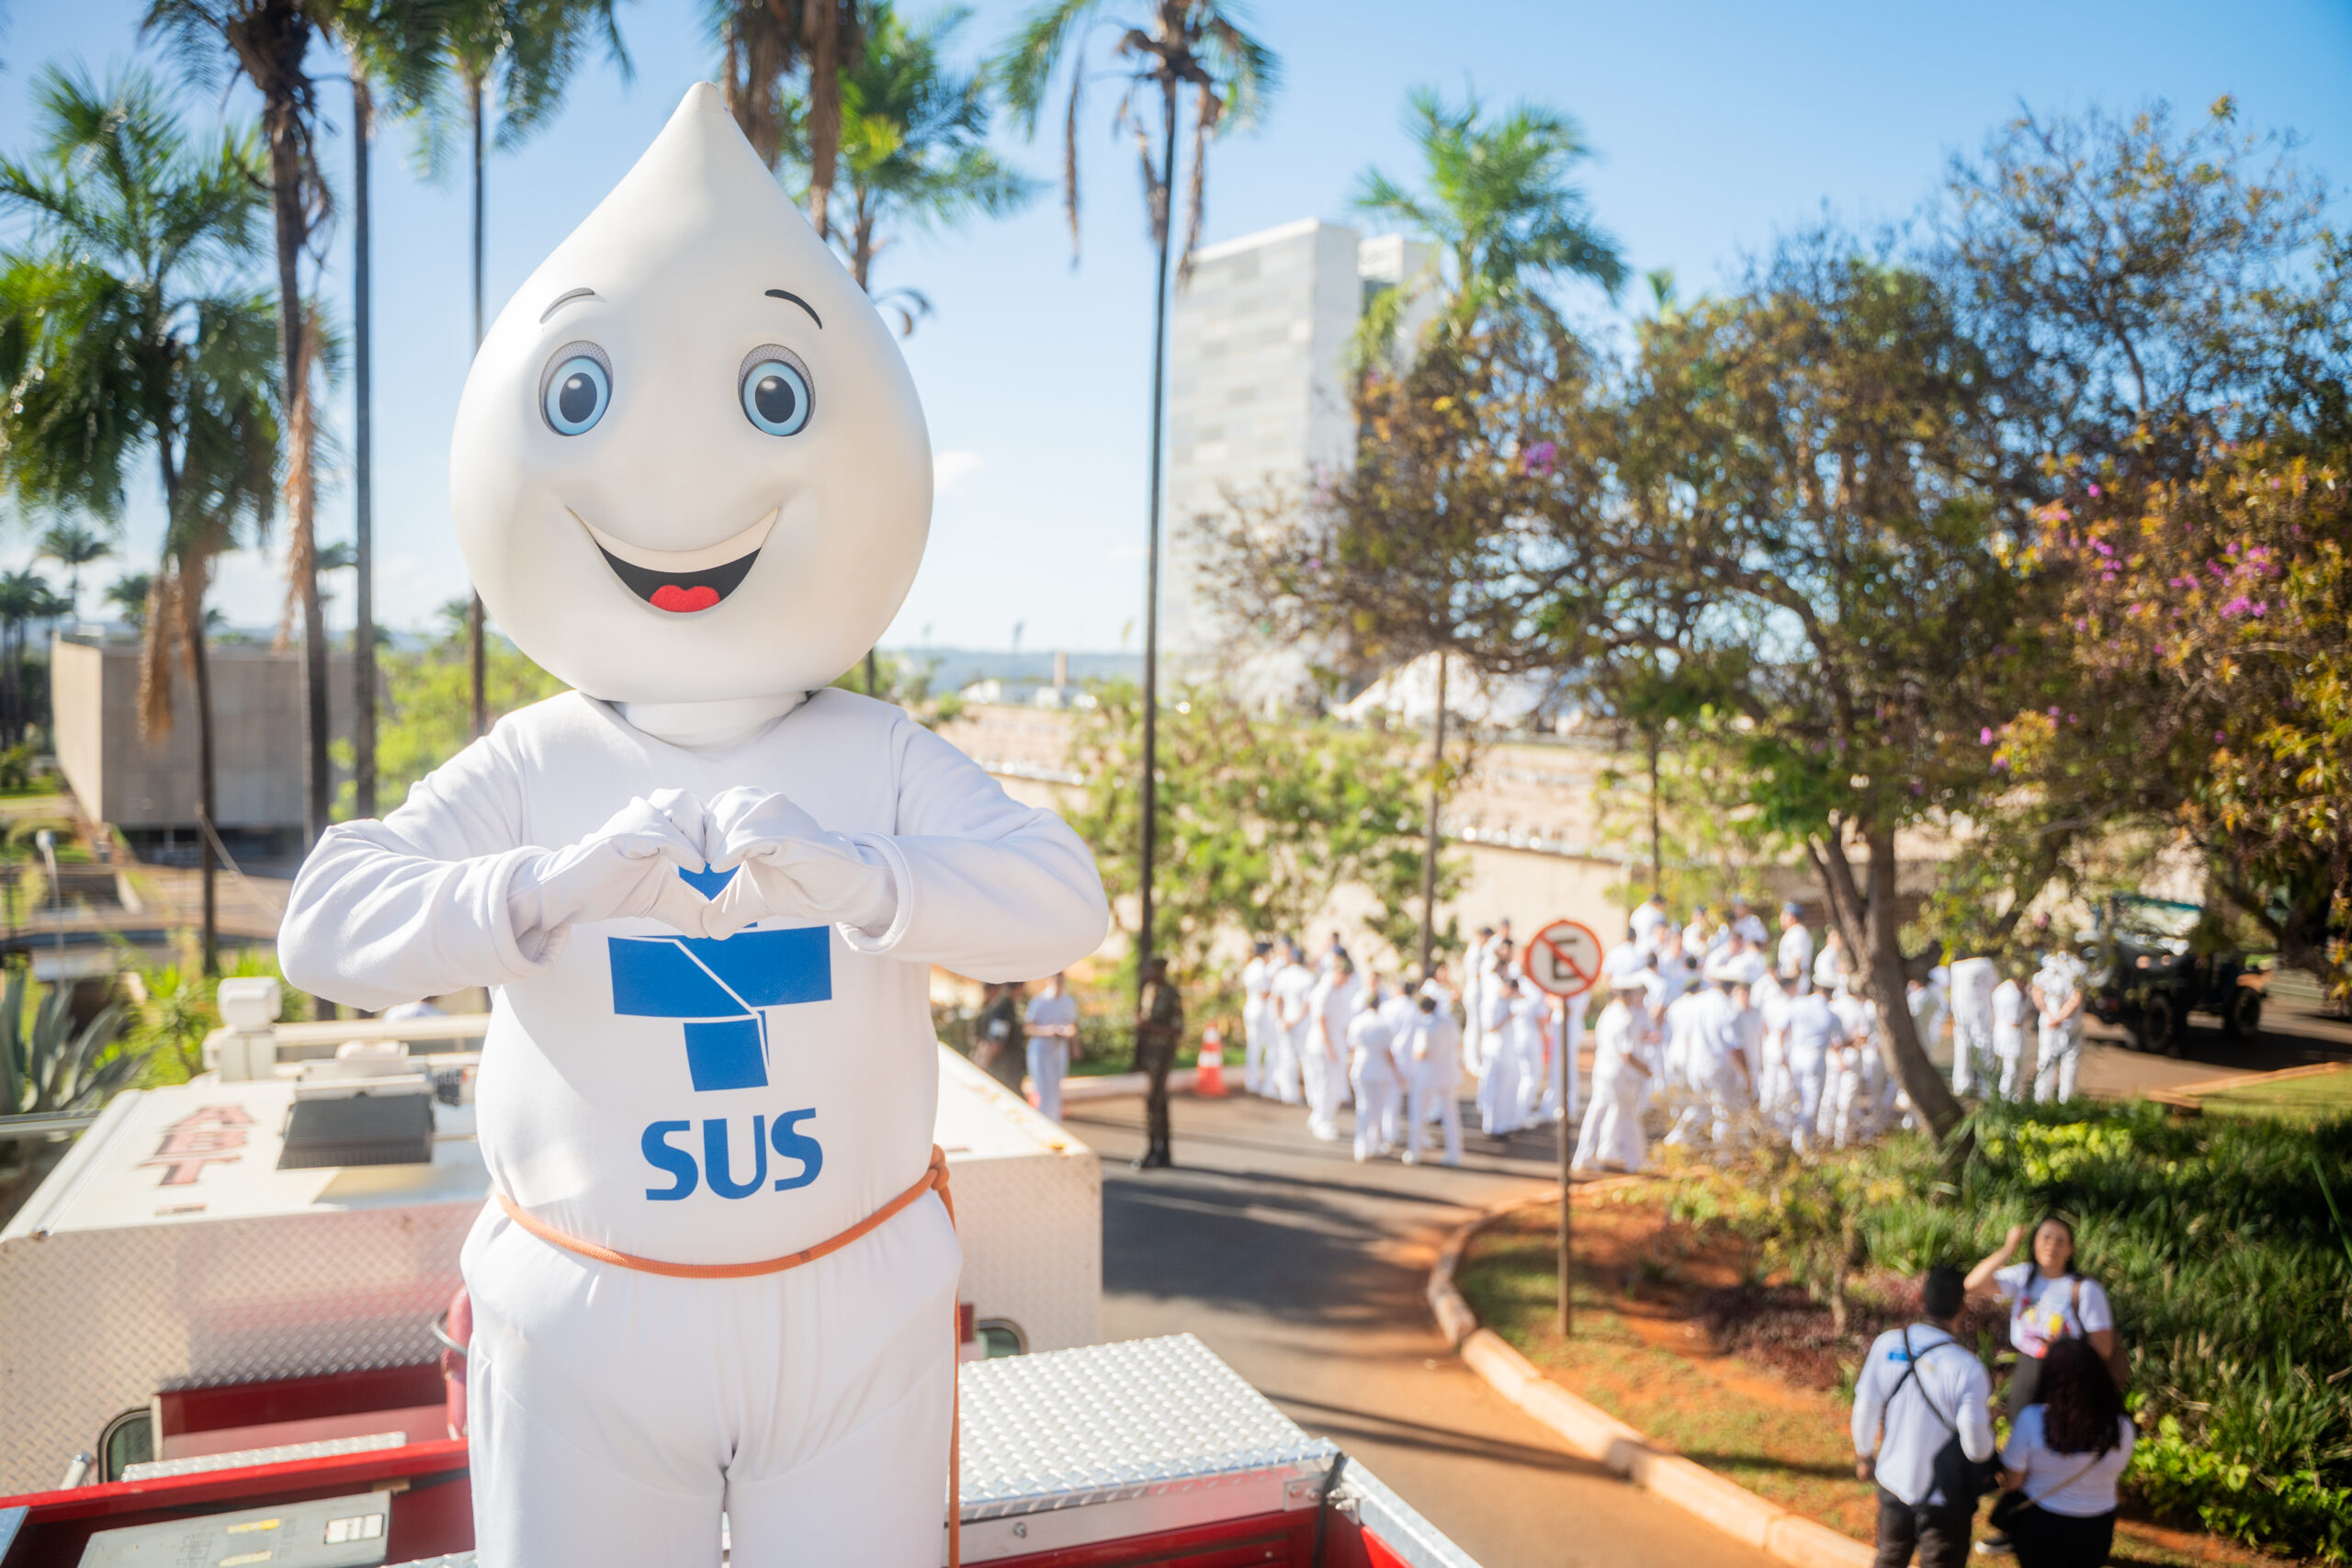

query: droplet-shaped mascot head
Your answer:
[450,83,931,703]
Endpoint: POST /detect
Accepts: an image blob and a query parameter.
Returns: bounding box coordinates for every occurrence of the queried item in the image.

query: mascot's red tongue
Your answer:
[650,583,721,614]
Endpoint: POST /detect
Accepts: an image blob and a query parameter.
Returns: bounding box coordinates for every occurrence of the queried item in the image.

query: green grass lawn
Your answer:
[2194,1068,2352,1126]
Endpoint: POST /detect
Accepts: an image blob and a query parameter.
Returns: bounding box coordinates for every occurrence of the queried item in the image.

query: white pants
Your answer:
[463,1192,959,1568]
[1304,1038,1346,1139]
[1242,1003,1272,1095]
[1351,1061,1400,1161]
[1483,1038,1533,1135]
[1787,1053,1825,1152]
[1408,1077,1463,1165]
[1026,1038,1068,1123]
[1572,1068,1645,1172]
[1270,1023,1306,1104]
[1952,1014,1992,1095]
[2035,1024,2082,1103]
[1994,1028,2025,1100]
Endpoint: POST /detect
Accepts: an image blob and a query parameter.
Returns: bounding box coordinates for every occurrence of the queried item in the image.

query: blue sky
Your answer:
[3,0,2347,654]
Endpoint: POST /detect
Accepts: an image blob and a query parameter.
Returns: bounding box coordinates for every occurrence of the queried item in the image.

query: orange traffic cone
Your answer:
[1196,1025,1227,1096]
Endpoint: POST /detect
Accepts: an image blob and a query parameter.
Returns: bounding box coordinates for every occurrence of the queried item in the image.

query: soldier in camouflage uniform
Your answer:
[1133,955,1183,1168]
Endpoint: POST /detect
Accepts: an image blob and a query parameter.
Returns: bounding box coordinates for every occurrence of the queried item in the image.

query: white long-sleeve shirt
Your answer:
[1852,1324,1995,1507]
[280,689,1107,1266]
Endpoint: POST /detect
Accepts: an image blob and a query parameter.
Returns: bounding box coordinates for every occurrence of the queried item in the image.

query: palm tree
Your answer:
[36,522,111,621]
[1351,85,1626,973]
[141,0,335,849]
[707,0,861,236]
[107,574,157,631]
[994,0,1277,994]
[1352,85,1627,348]
[337,14,449,821]
[0,66,280,974]
[797,0,1035,694]
[419,0,628,739]
[0,570,54,747]
[817,2,1035,321]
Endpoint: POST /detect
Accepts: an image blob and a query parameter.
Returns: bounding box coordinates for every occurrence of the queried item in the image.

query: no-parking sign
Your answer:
[1525,919,1603,998]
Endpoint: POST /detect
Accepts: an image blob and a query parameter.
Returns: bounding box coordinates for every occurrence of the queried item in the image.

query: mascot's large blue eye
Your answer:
[740,351,812,436]
[542,350,611,435]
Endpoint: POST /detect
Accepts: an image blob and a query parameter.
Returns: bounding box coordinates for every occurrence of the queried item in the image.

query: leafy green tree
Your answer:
[1352,85,1626,349]
[1062,681,1461,987]
[339,628,566,816]
[1203,321,1614,971]
[1540,235,2042,1142]
[0,570,67,747]
[996,0,1277,993]
[1998,437,2352,1003]
[0,65,280,973]
[415,0,628,742]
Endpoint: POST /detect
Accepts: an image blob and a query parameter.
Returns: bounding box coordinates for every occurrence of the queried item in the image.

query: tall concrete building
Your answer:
[1160,219,1429,686]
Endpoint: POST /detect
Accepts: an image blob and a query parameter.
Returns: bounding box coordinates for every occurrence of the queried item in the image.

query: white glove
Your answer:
[701,785,898,942]
[506,790,714,961]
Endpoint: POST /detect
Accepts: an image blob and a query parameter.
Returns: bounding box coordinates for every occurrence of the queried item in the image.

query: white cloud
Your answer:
[933,449,983,496]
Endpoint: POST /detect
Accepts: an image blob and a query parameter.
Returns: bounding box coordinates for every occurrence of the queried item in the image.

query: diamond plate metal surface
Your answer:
[123,1431,409,1482]
[956,1334,1337,1519]
[0,1203,475,1495]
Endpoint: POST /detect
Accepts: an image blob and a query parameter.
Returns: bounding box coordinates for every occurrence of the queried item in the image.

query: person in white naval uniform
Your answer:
[1347,978,1401,1162]
[1404,993,1464,1166]
[1573,976,1656,1172]
[1270,942,1317,1106]
[1992,967,2030,1100]
[279,87,1108,1568]
[1777,902,1815,996]
[1240,940,1276,1096]
[1947,955,1997,1096]
[1305,953,1363,1140]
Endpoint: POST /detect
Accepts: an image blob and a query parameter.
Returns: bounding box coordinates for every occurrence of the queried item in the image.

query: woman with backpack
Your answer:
[1994,1338,2135,1566]
[1966,1215,2120,1411]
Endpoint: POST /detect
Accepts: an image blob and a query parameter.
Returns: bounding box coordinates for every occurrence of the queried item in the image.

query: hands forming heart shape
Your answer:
[534,787,898,944]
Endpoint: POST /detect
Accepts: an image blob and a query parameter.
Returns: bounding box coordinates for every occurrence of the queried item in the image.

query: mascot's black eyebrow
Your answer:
[765,289,822,328]
[539,287,600,322]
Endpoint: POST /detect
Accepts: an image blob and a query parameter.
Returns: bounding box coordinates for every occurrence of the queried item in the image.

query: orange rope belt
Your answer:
[493,1144,964,1566]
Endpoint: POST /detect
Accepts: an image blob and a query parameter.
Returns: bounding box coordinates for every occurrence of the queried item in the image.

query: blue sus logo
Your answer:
[606,867,831,1091]
[611,866,831,1201]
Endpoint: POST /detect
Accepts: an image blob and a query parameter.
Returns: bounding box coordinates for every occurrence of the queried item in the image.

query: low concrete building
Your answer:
[51,635,353,834]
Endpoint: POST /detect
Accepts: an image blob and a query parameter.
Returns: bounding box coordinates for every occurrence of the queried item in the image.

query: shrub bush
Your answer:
[1697,1100,2352,1559]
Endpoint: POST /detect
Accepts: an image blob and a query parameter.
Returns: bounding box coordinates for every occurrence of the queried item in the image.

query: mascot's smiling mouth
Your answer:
[571,509,777,615]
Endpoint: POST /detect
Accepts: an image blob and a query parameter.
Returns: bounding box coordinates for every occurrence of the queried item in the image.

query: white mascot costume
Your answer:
[281,85,1109,1568]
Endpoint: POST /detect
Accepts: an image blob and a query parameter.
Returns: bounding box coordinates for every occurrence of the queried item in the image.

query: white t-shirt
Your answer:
[1023,991,1079,1041]
[1241,956,1274,1014]
[1994,1263,2114,1359]
[1992,979,2029,1038]
[1778,923,1815,980]
[2001,1406,2134,1517]
[1311,973,1363,1055]
[1782,992,1845,1066]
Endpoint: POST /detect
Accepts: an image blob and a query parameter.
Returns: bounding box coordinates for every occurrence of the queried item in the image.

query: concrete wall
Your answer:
[51,636,354,830]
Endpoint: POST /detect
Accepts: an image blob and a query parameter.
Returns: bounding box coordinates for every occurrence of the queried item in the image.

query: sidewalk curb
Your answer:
[1429,1186,1873,1568]
[1052,1067,1200,1103]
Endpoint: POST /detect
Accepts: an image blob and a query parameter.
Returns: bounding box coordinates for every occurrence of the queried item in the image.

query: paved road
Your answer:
[1067,1091,1780,1568]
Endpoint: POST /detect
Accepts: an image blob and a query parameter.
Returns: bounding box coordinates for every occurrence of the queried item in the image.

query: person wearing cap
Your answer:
[1779,902,1816,996]
[1854,1265,1996,1568]
[1240,939,1276,1097]
[1630,894,1670,953]
[1781,983,1847,1152]
[1729,895,1770,947]
[1573,972,1656,1171]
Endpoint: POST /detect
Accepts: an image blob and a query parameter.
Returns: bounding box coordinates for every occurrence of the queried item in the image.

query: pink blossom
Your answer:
[1521,440,1558,477]
[1980,727,1995,744]
[2086,483,2103,497]
[2219,595,2255,618]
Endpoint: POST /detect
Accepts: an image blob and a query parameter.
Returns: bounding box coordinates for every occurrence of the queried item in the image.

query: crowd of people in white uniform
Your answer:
[1236,894,2097,1173]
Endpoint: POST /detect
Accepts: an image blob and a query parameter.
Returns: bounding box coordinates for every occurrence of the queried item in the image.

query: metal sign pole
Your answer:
[1558,999,1572,1337]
